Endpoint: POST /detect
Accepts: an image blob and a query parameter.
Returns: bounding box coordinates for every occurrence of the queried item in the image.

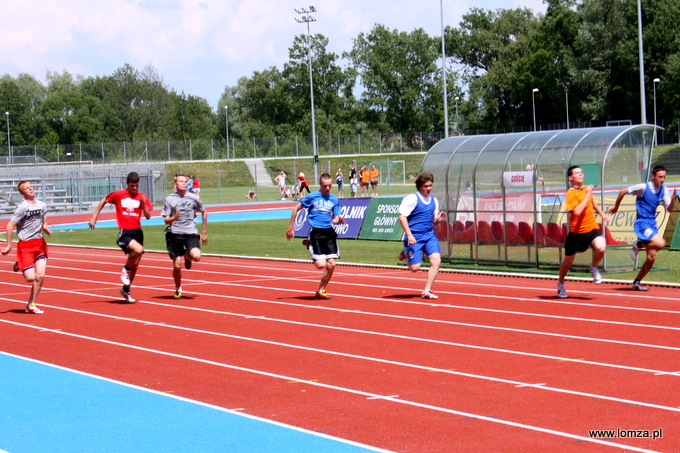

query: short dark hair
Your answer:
[567,165,581,177]
[652,165,666,175]
[319,173,332,184]
[127,172,140,183]
[415,172,434,189]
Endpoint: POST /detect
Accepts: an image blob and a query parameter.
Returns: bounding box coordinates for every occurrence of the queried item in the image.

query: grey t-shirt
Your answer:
[11,199,47,241]
[161,192,205,235]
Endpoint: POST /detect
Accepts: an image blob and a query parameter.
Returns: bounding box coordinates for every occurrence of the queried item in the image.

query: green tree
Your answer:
[345,25,441,134]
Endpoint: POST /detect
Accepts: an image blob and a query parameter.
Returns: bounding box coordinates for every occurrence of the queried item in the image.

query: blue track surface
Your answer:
[49,210,291,231]
[0,353,387,453]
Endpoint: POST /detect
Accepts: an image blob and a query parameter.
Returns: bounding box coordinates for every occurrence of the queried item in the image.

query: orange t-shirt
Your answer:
[361,171,371,184]
[369,169,379,182]
[566,187,598,233]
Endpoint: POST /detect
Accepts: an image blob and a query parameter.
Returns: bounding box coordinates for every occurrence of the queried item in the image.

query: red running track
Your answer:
[1,245,679,452]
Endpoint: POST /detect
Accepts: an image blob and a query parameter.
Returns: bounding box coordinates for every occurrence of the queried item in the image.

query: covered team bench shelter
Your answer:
[423,125,657,269]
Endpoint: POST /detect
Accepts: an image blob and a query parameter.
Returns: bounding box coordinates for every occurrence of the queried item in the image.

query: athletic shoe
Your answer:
[173,288,182,300]
[185,259,192,270]
[13,262,19,272]
[121,267,131,286]
[120,287,136,303]
[398,250,407,262]
[421,290,439,299]
[589,265,603,284]
[315,290,332,300]
[557,283,568,299]
[25,305,44,314]
[632,281,648,291]
[630,243,640,261]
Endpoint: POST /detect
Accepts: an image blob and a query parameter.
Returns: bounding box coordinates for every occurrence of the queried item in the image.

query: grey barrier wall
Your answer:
[0,163,166,215]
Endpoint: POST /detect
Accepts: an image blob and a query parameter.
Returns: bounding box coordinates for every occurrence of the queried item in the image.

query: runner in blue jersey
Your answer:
[398,172,446,299]
[609,165,676,291]
[286,173,345,300]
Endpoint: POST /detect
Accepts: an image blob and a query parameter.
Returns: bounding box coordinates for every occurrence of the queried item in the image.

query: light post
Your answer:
[440,0,449,138]
[295,6,318,181]
[4,112,10,164]
[225,106,230,160]
[562,82,570,129]
[532,88,539,131]
[454,96,459,135]
[653,77,660,145]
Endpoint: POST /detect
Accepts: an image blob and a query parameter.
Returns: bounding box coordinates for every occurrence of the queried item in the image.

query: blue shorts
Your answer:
[635,218,659,242]
[403,233,440,265]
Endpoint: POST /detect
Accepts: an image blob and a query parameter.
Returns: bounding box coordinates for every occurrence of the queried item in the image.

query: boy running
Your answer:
[557,166,610,298]
[398,172,446,299]
[162,175,208,300]
[609,165,676,291]
[89,172,152,303]
[2,181,52,313]
[286,173,345,300]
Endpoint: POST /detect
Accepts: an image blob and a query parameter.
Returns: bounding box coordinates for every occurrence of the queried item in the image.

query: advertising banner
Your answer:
[293,198,372,239]
[358,198,404,241]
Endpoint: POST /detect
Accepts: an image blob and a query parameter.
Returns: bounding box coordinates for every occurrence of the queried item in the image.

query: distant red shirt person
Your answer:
[297,172,310,197]
[2,181,52,314]
[89,172,153,303]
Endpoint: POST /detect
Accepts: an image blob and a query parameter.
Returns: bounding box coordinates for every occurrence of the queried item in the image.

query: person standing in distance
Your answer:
[557,166,610,298]
[398,172,446,299]
[2,181,52,313]
[89,172,153,303]
[286,173,345,300]
[162,174,209,300]
[348,163,358,198]
[609,165,676,291]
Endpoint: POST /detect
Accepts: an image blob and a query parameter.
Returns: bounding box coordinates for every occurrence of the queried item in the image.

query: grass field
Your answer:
[46,218,680,286]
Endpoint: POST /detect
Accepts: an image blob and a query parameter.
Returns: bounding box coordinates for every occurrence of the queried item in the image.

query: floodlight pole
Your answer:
[295,6,318,182]
[4,112,10,164]
[454,96,459,135]
[653,77,660,145]
[562,82,570,129]
[225,106,230,160]
[440,0,449,138]
[637,0,647,124]
[532,88,539,131]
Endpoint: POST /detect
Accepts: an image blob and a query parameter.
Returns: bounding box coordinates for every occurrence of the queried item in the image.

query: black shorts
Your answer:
[117,229,144,255]
[565,229,602,256]
[166,232,201,258]
[308,227,339,260]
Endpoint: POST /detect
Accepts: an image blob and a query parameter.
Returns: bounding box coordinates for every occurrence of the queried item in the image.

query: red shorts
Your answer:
[17,238,48,271]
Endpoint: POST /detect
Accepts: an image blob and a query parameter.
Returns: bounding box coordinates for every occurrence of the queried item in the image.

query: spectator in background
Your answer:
[369,164,380,197]
[89,172,153,303]
[349,163,358,198]
[275,170,288,200]
[192,176,201,196]
[608,165,676,291]
[298,171,310,198]
[187,176,194,193]
[335,167,344,198]
[360,166,370,197]
[2,181,52,314]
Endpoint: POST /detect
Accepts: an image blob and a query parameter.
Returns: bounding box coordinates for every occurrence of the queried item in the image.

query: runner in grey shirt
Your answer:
[162,175,208,300]
[2,181,52,313]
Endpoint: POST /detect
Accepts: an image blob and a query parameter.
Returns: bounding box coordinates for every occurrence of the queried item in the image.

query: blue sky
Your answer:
[1,0,547,110]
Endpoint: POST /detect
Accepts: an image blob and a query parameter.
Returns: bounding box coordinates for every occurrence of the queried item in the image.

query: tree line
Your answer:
[1,0,678,152]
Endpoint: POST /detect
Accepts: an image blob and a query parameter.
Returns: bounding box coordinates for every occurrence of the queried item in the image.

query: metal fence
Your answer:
[1,131,443,166]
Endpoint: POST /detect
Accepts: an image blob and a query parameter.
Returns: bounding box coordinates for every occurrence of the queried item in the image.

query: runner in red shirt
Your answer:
[89,172,153,303]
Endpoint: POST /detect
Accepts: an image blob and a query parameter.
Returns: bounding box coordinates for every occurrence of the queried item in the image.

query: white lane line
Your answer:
[0,320,664,453]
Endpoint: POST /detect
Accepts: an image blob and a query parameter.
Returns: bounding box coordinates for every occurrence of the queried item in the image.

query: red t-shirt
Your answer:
[106,189,153,230]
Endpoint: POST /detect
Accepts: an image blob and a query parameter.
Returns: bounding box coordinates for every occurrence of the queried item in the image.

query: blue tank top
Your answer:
[636,182,664,220]
[407,193,436,237]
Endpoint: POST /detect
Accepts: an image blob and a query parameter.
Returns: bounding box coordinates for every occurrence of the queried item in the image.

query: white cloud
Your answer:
[1,0,547,108]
